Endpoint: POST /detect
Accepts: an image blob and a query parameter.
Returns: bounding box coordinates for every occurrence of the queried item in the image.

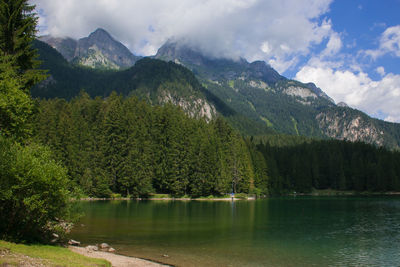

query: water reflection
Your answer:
[71,197,400,267]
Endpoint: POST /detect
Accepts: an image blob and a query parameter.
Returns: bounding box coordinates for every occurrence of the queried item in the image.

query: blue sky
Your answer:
[286,0,400,78]
[31,0,400,122]
[294,0,400,122]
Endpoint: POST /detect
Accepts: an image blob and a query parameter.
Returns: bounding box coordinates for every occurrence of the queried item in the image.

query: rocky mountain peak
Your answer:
[305,82,335,103]
[75,28,140,69]
[155,40,208,66]
[155,40,286,85]
[39,28,140,70]
[88,28,112,39]
[248,60,285,84]
[80,28,119,49]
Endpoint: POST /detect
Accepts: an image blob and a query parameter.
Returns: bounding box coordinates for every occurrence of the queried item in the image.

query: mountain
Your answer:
[39,28,140,70]
[32,40,245,125]
[34,31,400,148]
[155,41,400,148]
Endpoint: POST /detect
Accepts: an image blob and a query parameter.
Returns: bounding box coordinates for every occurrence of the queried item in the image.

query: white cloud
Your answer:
[365,25,400,59]
[296,61,400,123]
[320,32,342,57]
[260,41,272,54]
[30,0,333,73]
[380,25,400,56]
[385,115,399,123]
[268,57,299,74]
[376,66,385,76]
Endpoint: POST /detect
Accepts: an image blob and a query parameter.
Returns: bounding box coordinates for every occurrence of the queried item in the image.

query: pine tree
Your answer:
[0,0,45,90]
[0,57,33,138]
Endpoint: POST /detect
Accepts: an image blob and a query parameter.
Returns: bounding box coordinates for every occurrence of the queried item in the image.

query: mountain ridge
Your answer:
[39,28,141,70]
[154,40,400,148]
[33,40,268,135]
[35,30,400,149]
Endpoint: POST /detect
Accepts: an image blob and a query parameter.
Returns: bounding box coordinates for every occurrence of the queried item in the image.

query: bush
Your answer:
[0,136,71,243]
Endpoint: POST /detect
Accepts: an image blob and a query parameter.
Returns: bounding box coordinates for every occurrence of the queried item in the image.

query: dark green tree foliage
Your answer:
[0,57,33,138]
[0,1,74,244]
[0,0,45,139]
[0,136,71,242]
[256,139,400,194]
[0,0,45,90]
[33,93,255,197]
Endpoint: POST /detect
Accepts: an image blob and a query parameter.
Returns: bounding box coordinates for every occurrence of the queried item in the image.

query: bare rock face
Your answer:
[75,28,140,69]
[159,90,216,121]
[284,86,317,99]
[40,28,140,70]
[305,82,335,103]
[316,111,385,146]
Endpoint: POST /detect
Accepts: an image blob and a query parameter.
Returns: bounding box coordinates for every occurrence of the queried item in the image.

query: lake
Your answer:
[70,197,400,266]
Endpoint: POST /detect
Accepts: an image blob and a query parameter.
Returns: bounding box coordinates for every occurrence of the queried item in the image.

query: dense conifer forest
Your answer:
[257,140,400,194]
[33,92,255,197]
[31,92,400,198]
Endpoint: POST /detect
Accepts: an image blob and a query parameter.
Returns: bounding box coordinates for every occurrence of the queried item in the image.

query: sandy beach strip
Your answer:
[69,246,170,267]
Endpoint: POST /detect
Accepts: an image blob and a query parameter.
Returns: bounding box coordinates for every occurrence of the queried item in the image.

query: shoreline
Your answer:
[69,246,171,267]
[72,191,400,202]
[74,197,255,201]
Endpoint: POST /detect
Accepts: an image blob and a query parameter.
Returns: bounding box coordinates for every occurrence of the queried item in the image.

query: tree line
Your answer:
[32,91,400,198]
[256,139,400,194]
[33,92,255,198]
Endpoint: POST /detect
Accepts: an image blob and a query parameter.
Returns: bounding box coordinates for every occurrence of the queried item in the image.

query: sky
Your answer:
[31,0,400,123]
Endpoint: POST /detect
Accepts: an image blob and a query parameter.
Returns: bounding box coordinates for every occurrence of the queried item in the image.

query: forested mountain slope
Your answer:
[35,32,400,148]
[155,41,400,149]
[32,40,272,134]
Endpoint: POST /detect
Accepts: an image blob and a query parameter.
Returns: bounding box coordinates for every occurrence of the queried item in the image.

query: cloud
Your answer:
[364,25,400,59]
[30,0,333,73]
[320,32,342,57]
[295,60,400,123]
[376,66,385,76]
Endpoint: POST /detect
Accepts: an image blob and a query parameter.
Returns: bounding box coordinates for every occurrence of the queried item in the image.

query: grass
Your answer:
[0,240,110,267]
[291,116,299,135]
[260,115,273,127]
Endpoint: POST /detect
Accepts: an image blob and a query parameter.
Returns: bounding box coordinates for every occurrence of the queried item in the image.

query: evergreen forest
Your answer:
[31,92,400,197]
[33,92,254,197]
[256,139,400,194]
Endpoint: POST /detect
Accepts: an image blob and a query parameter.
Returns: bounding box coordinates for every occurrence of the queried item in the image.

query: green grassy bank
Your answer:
[0,240,110,266]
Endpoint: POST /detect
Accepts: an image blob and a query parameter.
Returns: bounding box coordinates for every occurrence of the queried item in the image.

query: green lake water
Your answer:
[70,197,400,266]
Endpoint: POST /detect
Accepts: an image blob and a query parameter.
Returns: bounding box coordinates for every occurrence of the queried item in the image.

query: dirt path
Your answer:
[69,246,170,267]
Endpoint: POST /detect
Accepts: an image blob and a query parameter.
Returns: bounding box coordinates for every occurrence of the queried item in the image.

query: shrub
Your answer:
[0,136,71,243]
